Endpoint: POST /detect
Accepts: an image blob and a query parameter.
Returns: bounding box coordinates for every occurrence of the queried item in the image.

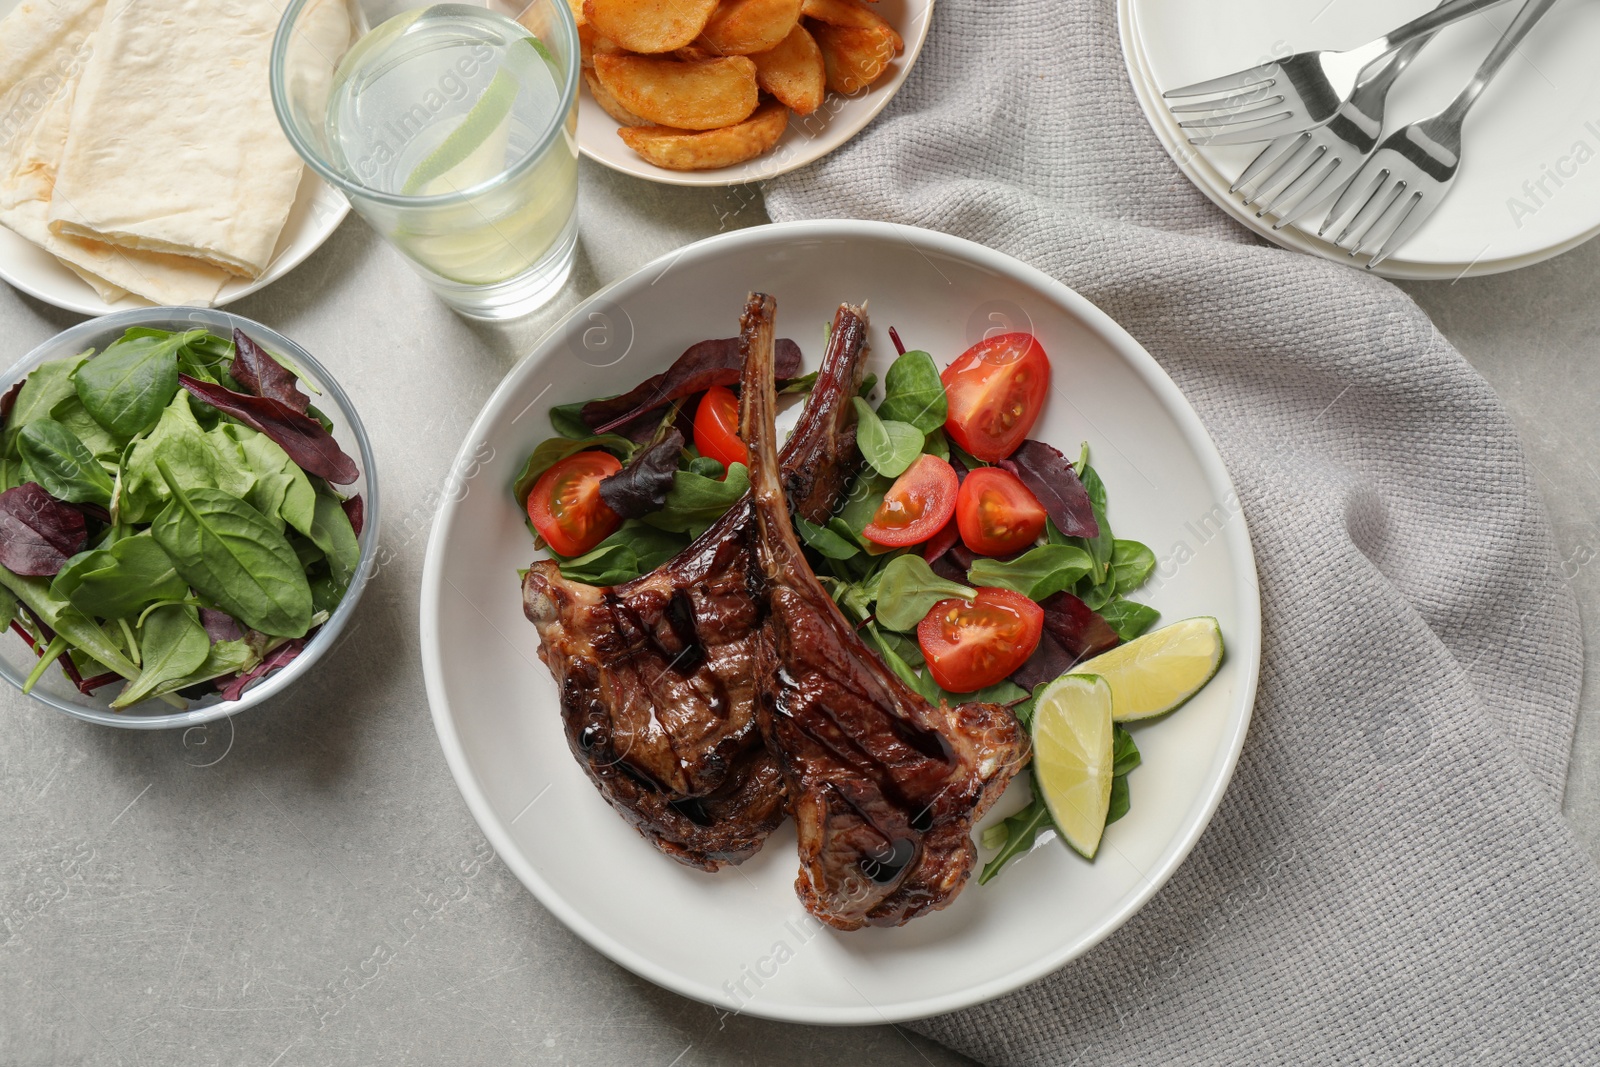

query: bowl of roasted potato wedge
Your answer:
[566,0,931,184]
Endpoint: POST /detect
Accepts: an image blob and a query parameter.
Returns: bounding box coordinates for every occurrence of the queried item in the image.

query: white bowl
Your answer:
[420,219,1261,1023]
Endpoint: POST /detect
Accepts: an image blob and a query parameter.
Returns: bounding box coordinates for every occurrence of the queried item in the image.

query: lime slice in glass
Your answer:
[401,67,520,196]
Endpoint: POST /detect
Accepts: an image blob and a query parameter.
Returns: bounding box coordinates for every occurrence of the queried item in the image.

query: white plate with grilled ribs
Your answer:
[419,219,1260,1023]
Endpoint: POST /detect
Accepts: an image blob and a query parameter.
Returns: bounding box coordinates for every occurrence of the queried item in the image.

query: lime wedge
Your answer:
[1031,674,1115,860]
[401,67,520,195]
[1078,616,1224,723]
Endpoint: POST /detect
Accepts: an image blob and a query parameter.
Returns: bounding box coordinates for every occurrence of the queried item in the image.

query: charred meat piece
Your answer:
[741,293,1027,930]
[522,307,870,871]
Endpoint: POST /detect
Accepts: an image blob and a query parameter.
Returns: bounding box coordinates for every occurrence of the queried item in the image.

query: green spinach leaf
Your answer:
[643,463,749,537]
[1097,597,1160,641]
[121,392,256,524]
[49,394,125,460]
[851,397,924,478]
[875,350,947,434]
[0,566,140,680]
[967,544,1094,601]
[556,521,689,585]
[52,533,188,619]
[1110,539,1156,593]
[3,355,85,456]
[549,400,597,440]
[874,554,975,631]
[978,786,1056,885]
[18,419,113,506]
[226,425,316,536]
[149,462,313,638]
[307,491,361,592]
[110,603,210,708]
[75,329,200,437]
[795,516,860,561]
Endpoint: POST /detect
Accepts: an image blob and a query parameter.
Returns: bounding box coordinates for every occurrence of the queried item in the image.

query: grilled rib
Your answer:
[522,307,869,871]
[741,292,1028,929]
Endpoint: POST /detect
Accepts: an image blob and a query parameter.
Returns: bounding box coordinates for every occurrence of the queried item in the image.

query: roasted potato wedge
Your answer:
[752,23,824,115]
[584,0,721,53]
[593,53,758,129]
[801,0,901,47]
[579,23,625,67]
[697,0,803,56]
[618,100,789,170]
[811,20,898,94]
[584,70,652,126]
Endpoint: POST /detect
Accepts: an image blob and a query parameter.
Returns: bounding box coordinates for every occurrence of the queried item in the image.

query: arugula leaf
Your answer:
[643,463,750,537]
[875,350,947,433]
[851,397,924,478]
[110,603,210,708]
[967,544,1094,601]
[18,420,113,507]
[75,329,198,437]
[874,554,975,631]
[1098,598,1160,641]
[795,516,860,560]
[511,434,636,511]
[150,461,313,638]
[1110,539,1155,592]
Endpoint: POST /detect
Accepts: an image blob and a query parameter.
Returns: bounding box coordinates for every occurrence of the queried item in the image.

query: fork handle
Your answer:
[1379,0,1515,50]
[1444,0,1565,121]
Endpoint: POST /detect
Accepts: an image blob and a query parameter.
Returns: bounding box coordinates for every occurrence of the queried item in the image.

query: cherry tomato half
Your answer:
[693,384,747,473]
[941,332,1051,462]
[862,454,959,547]
[956,467,1047,557]
[528,451,623,557]
[917,587,1044,693]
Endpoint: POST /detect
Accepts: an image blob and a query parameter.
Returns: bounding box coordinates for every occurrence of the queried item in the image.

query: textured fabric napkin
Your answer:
[768,2,1600,1062]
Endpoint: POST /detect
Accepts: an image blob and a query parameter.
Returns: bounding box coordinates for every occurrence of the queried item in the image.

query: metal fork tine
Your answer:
[1194,116,1307,147]
[1162,68,1276,99]
[1339,179,1406,251]
[1366,193,1430,268]
[1254,146,1329,215]
[1232,132,1309,194]
[1247,142,1324,210]
[1167,87,1281,114]
[1177,101,1289,130]
[1352,185,1419,258]
[1321,166,1387,239]
[1272,160,1351,230]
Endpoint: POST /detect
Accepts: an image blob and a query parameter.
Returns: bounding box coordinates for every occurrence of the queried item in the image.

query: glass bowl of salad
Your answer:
[0,307,378,729]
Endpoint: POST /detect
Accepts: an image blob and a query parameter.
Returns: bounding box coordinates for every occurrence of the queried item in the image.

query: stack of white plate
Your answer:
[1119,0,1600,279]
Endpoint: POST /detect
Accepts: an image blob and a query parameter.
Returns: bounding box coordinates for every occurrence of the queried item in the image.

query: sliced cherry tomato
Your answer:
[956,467,1047,556]
[692,384,748,473]
[528,451,623,557]
[917,587,1044,693]
[940,332,1051,462]
[862,454,959,547]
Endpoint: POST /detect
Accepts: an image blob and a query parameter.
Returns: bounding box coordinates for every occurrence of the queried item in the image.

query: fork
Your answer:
[1322,0,1564,267]
[1163,0,1512,147]
[1231,33,1433,229]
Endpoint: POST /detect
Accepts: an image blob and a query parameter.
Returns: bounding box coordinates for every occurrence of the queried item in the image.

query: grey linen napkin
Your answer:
[767,2,1600,1063]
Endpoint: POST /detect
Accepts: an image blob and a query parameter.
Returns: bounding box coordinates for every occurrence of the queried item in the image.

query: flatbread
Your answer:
[47,0,348,280]
[0,25,228,306]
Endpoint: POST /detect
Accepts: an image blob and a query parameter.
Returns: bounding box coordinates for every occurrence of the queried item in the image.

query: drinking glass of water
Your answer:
[271,0,579,320]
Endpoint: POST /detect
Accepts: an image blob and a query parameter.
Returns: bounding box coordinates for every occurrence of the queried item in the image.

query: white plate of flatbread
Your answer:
[0,0,351,315]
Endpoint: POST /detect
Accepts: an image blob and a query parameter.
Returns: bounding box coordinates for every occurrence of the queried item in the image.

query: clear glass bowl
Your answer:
[0,308,379,729]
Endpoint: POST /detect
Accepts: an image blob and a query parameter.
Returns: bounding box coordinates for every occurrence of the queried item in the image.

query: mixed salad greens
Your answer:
[0,327,363,709]
[514,323,1165,883]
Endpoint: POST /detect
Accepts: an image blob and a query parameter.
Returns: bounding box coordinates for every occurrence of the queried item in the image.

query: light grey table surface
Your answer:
[0,160,1595,1066]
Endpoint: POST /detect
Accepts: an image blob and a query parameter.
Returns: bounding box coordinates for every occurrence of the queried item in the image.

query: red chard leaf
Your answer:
[179,375,358,484]
[999,440,1099,538]
[598,427,684,519]
[0,483,87,576]
[230,329,309,413]
[1009,591,1120,690]
[200,608,245,643]
[220,637,307,701]
[341,494,365,537]
[0,379,23,424]
[583,337,802,433]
